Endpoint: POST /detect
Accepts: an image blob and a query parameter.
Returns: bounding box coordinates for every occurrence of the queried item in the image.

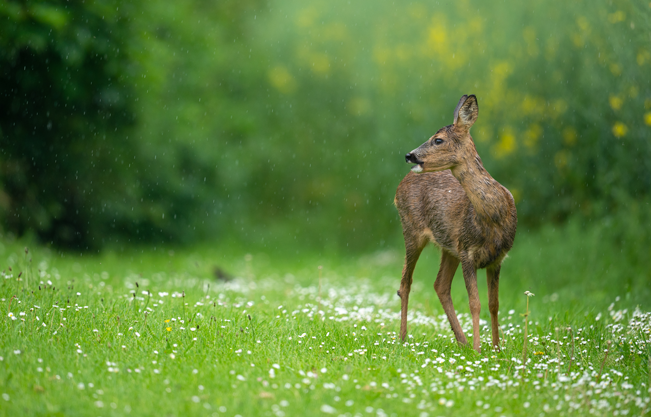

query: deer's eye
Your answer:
[434,138,444,145]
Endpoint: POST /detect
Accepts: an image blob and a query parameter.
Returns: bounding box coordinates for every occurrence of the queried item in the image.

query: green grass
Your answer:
[0,221,650,416]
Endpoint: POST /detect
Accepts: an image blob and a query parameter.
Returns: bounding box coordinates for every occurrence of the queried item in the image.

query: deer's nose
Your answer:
[405,152,417,163]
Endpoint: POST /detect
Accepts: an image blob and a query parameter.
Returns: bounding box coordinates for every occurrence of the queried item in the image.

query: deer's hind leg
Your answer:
[461,258,481,353]
[433,251,466,346]
[398,233,426,342]
[487,265,501,350]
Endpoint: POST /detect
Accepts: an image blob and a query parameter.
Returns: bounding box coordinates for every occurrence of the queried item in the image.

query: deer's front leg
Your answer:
[398,242,424,342]
[461,258,481,353]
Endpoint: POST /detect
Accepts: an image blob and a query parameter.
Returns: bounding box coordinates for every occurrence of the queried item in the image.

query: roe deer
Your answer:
[394,94,517,353]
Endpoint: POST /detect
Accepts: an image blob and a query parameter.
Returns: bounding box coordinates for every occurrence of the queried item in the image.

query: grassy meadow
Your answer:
[1,220,650,416]
[2,0,651,416]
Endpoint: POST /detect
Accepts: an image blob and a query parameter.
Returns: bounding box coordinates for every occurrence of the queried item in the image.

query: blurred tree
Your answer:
[0,0,137,248]
[0,0,265,250]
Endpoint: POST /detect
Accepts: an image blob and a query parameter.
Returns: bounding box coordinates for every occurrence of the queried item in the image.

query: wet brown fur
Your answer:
[394,95,517,352]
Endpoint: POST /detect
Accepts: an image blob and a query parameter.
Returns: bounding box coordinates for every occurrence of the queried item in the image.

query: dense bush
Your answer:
[0,0,263,249]
[488,0,651,224]
[0,1,139,248]
[1,0,649,251]
[229,0,651,249]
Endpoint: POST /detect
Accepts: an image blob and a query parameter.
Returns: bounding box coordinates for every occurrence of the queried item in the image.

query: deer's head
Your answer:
[405,94,479,173]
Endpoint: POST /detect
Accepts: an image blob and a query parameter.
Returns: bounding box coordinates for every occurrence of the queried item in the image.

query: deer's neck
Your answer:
[451,155,508,225]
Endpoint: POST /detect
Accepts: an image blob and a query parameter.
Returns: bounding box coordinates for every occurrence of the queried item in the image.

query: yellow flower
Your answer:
[165,319,170,323]
[522,95,545,115]
[493,127,516,158]
[268,65,297,94]
[523,27,539,57]
[612,122,628,138]
[427,24,448,52]
[322,23,348,42]
[510,188,521,204]
[372,46,391,66]
[629,86,639,98]
[296,7,318,28]
[609,96,623,111]
[563,127,578,146]
[493,62,513,79]
[608,11,626,23]
[348,97,371,116]
[166,327,172,332]
[644,112,651,126]
[310,53,331,75]
[551,99,568,116]
[576,16,589,31]
[524,124,542,149]
[555,150,570,170]
[534,351,545,356]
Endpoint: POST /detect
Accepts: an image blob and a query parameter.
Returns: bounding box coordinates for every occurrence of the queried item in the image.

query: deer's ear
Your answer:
[454,94,478,131]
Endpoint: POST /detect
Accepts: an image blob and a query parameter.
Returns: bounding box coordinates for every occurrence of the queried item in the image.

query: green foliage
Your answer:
[490,0,651,224]
[1,0,650,251]
[0,0,137,248]
[232,0,651,249]
[123,0,266,246]
[0,0,265,249]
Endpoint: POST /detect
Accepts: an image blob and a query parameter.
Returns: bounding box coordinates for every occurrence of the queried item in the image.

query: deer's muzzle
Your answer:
[405,152,420,164]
